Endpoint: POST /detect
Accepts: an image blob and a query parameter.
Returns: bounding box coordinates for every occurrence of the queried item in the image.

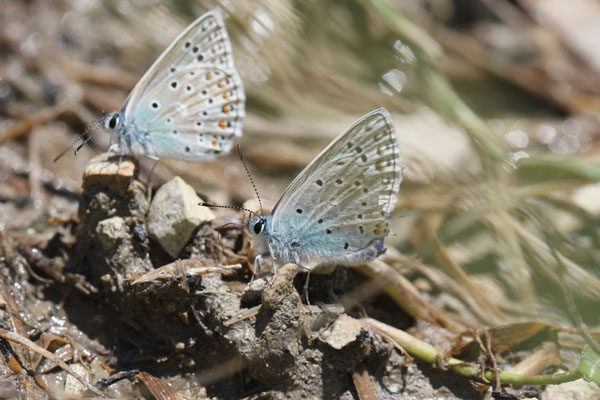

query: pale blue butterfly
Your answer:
[246,108,403,275]
[102,9,245,162]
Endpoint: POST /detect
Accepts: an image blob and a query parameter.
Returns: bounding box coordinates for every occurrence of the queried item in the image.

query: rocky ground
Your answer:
[0,155,490,399]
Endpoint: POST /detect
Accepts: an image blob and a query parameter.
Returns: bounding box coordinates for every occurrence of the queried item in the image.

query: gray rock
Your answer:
[147,176,214,258]
[319,314,364,350]
[96,216,128,250]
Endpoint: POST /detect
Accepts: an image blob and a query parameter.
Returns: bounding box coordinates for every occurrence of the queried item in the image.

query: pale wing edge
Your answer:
[271,107,397,219]
[123,9,234,114]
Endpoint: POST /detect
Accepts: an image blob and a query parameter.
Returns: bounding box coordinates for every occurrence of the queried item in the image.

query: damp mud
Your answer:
[0,156,484,399]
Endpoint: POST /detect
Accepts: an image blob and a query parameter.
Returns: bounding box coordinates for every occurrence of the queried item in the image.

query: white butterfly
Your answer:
[246,108,403,274]
[103,9,245,162]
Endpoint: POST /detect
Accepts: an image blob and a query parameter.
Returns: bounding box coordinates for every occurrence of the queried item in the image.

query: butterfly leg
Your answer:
[253,252,266,278]
[271,257,277,275]
[252,252,274,281]
[104,143,119,161]
[253,254,261,278]
[144,159,159,204]
[146,158,159,184]
[300,266,312,306]
[115,154,124,176]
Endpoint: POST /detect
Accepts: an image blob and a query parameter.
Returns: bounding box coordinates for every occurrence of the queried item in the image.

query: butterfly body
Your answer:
[103,9,245,162]
[247,108,403,274]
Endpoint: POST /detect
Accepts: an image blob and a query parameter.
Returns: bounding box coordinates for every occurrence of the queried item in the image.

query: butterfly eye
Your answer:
[108,115,118,129]
[253,220,264,234]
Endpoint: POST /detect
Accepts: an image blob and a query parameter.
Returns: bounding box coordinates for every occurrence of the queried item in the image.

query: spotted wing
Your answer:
[269,108,403,265]
[122,9,244,161]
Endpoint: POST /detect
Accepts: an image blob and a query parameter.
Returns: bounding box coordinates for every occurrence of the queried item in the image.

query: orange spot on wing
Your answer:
[222,105,230,114]
[219,120,226,130]
[212,141,218,147]
[373,221,389,236]
[218,81,225,88]
[223,92,230,100]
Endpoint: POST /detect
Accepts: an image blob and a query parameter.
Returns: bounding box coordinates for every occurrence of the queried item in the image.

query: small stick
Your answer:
[0,327,107,397]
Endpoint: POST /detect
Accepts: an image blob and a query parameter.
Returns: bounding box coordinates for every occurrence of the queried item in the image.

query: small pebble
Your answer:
[319,314,364,350]
[96,216,128,250]
[174,342,185,351]
[147,176,214,258]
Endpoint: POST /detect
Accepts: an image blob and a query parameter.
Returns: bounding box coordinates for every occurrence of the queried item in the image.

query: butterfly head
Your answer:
[103,112,122,132]
[247,214,270,238]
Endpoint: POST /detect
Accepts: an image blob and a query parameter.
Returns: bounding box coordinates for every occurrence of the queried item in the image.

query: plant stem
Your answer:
[366,318,583,386]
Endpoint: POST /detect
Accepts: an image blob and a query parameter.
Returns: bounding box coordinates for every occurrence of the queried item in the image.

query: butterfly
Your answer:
[101,9,245,162]
[246,108,403,275]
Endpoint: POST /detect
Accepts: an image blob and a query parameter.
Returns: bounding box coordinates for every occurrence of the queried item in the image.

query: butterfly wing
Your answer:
[121,9,244,161]
[269,108,403,267]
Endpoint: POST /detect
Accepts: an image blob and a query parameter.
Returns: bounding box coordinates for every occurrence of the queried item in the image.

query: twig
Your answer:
[351,363,377,400]
[96,369,139,388]
[0,327,107,397]
[483,331,501,391]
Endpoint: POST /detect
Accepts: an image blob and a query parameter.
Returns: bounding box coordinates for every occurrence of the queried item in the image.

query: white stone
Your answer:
[542,379,600,400]
[96,216,128,250]
[147,176,214,258]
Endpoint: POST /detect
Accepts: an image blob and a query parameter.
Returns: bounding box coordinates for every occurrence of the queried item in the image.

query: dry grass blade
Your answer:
[508,342,561,376]
[488,322,558,352]
[0,338,50,393]
[136,371,180,400]
[131,260,242,285]
[0,327,107,398]
[224,305,261,327]
[417,213,505,323]
[507,215,600,301]
[359,259,472,333]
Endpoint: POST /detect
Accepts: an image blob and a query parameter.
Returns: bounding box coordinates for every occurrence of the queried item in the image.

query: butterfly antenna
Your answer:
[53,119,102,162]
[237,144,263,216]
[74,120,103,155]
[199,202,256,218]
[53,136,81,163]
